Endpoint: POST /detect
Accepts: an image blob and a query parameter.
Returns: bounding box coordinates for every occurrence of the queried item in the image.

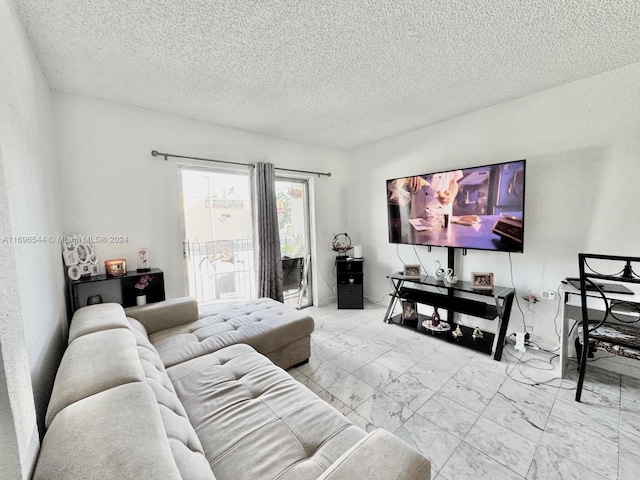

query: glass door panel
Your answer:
[276,178,312,308]
[180,167,255,302]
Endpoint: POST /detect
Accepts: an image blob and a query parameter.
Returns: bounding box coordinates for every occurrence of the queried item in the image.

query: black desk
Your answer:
[385,273,515,361]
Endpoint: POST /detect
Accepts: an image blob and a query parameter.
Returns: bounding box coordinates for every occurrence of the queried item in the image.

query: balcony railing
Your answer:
[186,239,255,303]
[185,238,308,307]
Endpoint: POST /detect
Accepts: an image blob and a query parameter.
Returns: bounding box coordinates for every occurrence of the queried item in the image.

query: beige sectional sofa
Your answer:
[33,298,431,479]
[126,296,315,370]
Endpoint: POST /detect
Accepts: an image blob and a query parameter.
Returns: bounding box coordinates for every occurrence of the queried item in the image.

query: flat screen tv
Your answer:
[386,159,526,252]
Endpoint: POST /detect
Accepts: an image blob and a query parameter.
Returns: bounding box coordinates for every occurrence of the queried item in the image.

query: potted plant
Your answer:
[134,274,153,305]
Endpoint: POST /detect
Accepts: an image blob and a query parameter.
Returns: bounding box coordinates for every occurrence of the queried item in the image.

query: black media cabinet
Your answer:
[385,273,515,361]
[336,257,364,309]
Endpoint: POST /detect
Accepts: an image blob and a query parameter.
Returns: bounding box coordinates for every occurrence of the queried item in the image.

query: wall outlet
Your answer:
[540,289,555,300]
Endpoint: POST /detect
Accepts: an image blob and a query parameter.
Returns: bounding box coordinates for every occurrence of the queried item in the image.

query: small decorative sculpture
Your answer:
[332,233,352,256]
[472,327,484,340]
[434,261,446,281]
[444,268,459,286]
[137,248,151,272]
[452,325,463,339]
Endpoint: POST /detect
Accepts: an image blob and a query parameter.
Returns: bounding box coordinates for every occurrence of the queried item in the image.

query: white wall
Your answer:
[53,93,350,306]
[0,0,66,477]
[348,61,640,348]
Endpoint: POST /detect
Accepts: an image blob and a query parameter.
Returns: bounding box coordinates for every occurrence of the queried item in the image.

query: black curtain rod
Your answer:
[151,150,331,177]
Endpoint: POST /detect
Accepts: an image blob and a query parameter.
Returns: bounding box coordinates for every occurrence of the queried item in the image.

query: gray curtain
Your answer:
[252,162,283,302]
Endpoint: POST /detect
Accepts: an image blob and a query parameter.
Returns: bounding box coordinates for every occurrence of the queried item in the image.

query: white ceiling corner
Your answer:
[11,0,640,150]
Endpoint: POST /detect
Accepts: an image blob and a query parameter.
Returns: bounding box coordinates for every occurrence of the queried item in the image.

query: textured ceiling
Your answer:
[12,0,640,149]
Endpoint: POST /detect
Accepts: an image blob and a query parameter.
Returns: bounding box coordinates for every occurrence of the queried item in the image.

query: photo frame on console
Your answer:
[62,248,78,266]
[471,272,494,291]
[403,264,422,279]
[401,300,418,322]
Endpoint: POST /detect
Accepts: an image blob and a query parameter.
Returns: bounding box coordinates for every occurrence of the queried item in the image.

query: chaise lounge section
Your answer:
[33,299,431,479]
[124,296,314,369]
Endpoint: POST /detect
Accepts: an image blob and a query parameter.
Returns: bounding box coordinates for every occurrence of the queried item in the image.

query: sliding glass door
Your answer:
[180,167,255,302]
[276,177,312,308]
[180,167,313,308]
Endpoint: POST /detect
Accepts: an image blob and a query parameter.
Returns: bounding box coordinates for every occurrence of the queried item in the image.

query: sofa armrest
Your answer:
[125,297,199,334]
[318,429,430,480]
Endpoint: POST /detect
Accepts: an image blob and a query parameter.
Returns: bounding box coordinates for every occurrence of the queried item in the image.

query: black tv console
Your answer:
[385,273,515,361]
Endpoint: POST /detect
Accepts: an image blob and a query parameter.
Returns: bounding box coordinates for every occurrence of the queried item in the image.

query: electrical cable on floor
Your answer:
[502,332,572,388]
[502,346,575,389]
[367,292,392,306]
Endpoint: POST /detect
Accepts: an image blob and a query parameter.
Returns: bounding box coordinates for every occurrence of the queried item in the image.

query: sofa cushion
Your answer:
[168,344,367,480]
[128,317,215,480]
[150,298,314,368]
[125,296,199,334]
[34,383,184,480]
[317,429,432,480]
[67,302,132,342]
[41,304,215,480]
[45,328,145,428]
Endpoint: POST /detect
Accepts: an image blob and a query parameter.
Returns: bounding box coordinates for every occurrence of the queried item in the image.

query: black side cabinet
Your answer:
[336,257,364,309]
[67,268,165,319]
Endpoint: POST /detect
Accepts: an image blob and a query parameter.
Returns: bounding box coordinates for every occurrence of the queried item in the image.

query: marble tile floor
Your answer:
[286,302,640,480]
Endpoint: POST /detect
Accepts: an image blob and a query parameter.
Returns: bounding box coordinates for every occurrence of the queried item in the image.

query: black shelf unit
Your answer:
[67,268,165,318]
[394,312,497,355]
[385,273,515,361]
[336,257,364,309]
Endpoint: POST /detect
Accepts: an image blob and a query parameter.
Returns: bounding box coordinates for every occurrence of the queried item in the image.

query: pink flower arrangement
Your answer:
[135,274,153,292]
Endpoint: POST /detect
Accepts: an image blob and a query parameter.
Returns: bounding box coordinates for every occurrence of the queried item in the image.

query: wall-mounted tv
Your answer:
[386,159,526,252]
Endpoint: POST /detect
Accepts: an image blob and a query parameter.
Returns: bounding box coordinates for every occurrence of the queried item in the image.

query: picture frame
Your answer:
[75,243,89,263]
[471,272,494,290]
[401,300,418,322]
[105,259,127,277]
[62,248,78,266]
[67,265,81,281]
[403,264,422,279]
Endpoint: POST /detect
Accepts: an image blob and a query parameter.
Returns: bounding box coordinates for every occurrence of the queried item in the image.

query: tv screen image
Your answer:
[386,159,526,252]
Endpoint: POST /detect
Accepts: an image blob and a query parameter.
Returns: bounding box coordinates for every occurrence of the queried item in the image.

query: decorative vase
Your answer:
[87,294,103,305]
[432,307,440,327]
[136,294,147,306]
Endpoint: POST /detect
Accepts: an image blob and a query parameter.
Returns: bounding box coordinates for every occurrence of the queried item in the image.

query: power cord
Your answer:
[365,294,392,307]
[508,252,527,333]
[502,346,575,389]
[396,244,406,268]
[411,245,431,278]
